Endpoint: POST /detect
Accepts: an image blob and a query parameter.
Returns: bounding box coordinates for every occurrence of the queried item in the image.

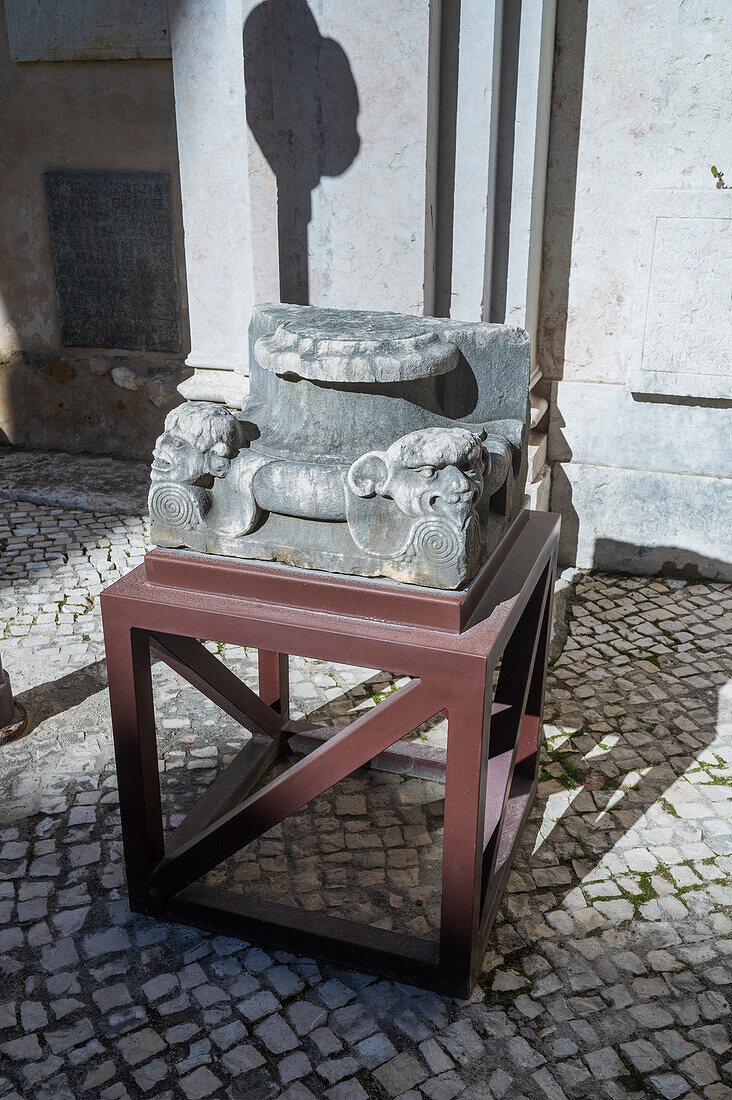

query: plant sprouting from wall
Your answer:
[711,165,728,189]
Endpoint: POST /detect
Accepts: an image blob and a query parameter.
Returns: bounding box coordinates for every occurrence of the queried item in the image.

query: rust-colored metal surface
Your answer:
[101,511,560,997]
[144,509,530,635]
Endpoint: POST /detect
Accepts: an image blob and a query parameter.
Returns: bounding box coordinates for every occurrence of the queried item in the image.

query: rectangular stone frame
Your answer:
[100,511,559,997]
[627,189,732,400]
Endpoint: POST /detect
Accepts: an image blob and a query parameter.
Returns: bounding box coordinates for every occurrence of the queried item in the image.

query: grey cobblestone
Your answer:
[0,495,730,1097]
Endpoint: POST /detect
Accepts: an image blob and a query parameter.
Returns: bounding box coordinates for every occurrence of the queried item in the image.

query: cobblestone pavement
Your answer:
[0,497,730,1100]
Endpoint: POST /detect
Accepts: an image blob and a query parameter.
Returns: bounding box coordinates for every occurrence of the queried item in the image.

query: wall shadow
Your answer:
[243,0,360,306]
[593,539,732,583]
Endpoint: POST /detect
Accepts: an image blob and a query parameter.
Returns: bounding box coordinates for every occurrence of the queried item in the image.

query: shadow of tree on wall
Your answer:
[243,0,360,306]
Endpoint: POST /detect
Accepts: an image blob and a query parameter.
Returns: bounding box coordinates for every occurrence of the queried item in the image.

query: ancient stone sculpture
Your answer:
[150,305,530,589]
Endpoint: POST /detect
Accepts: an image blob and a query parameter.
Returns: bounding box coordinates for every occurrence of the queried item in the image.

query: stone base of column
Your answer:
[177,367,249,409]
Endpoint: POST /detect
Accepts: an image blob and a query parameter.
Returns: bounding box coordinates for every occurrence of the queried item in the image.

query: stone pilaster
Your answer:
[168,0,255,407]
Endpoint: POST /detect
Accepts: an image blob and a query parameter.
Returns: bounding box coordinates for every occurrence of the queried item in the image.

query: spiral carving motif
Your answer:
[464,515,482,566]
[411,519,461,565]
[149,482,207,530]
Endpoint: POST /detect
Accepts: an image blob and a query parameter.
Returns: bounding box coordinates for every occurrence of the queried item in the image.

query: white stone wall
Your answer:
[304,0,438,316]
[171,0,442,402]
[540,0,732,578]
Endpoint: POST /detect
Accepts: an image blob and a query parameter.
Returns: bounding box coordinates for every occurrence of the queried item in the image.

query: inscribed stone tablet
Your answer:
[44,171,181,353]
[5,0,170,61]
[627,190,732,400]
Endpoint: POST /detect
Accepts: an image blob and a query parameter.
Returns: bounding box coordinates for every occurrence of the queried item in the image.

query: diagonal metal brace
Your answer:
[151,676,439,895]
[149,632,282,739]
[165,731,286,859]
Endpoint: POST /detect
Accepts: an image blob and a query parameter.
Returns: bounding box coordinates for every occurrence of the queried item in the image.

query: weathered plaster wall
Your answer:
[539,0,732,579]
[0,13,186,456]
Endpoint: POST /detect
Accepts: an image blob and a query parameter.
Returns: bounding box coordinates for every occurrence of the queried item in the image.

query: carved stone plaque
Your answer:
[44,171,181,353]
[5,0,170,61]
[628,190,732,399]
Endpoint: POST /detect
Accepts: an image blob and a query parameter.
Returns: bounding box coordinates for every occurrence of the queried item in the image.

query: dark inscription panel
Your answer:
[44,170,181,352]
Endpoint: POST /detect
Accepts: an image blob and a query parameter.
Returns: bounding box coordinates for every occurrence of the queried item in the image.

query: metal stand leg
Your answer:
[103,623,164,911]
[258,651,290,717]
[0,654,27,745]
[440,677,490,993]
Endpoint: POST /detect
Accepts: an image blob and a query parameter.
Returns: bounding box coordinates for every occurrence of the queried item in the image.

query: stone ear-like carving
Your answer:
[345,426,487,586]
[207,442,233,479]
[347,452,389,498]
[482,435,512,497]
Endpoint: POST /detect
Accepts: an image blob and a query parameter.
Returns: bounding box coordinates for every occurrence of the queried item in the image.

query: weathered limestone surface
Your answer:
[539,0,729,387]
[0,352,185,461]
[542,0,731,577]
[241,0,438,315]
[5,0,170,61]
[150,305,530,589]
[553,463,732,581]
[549,381,732,480]
[626,190,732,401]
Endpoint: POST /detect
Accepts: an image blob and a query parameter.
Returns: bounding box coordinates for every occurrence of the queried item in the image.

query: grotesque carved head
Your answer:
[151,402,243,485]
[348,426,486,524]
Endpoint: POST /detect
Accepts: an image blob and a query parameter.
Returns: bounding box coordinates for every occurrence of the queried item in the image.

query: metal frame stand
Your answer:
[0,654,27,745]
[101,511,559,997]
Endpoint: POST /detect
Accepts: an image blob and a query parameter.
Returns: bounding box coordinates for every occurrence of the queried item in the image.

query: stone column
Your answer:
[513,0,556,511]
[168,0,255,407]
[448,0,556,509]
[447,0,502,323]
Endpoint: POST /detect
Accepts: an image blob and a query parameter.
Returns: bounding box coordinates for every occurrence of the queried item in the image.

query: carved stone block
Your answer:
[150,305,530,589]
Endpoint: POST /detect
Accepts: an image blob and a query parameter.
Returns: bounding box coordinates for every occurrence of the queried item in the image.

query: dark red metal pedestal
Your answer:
[101,511,560,997]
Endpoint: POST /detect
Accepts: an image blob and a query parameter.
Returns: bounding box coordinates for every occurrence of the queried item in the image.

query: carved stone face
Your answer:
[385,456,483,522]
[348,426,485,526]
[151,427,211,485]
[151,402,242,485]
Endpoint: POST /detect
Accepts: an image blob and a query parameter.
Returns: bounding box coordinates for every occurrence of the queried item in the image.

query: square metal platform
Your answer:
[101,511,559,996]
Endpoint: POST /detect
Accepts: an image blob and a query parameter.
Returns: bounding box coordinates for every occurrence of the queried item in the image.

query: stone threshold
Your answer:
[0,446,150,516]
